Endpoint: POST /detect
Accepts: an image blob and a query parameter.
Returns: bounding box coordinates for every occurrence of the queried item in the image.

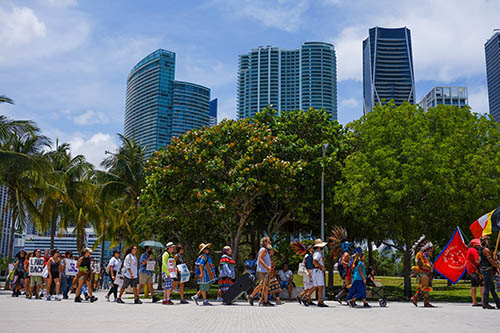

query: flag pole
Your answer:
[494,232,500,260]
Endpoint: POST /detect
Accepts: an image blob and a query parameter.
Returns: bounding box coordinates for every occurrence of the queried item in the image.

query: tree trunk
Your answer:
[50,208,57,250]
[327,252,334,294]
[231,216,247,264]
[403,237,412,299]
[100,229,105,265]
[7,213,16,259]
[367,238,374,268]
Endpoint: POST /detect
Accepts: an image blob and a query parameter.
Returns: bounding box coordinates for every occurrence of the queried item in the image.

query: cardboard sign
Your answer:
[29,258,45,276]
[167,258,177,279]
[177,264,190,283]
[146,261,155,271]
[65,259,78,276]
[114,274,124,287]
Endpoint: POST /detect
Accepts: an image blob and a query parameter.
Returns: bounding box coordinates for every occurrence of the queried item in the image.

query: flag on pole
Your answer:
[470,207,500,238]
[433,227,468,284]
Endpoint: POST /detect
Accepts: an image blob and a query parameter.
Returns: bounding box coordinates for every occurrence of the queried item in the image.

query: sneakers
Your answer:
[216,297,223,302]
[116,298,125,304]
[74,296,82,303]
[308,301,316,306]
[105,295,110,302]
[55,295,61,301]
[363,303,371,308]
[191,295,199,306]
[411,296,418,307]
[303,299,310,307]
[317,302,329,308]
[152,296,159,303]
[162,300,174,305]
[296,296,302,305]
[335,295,342,304]
[46,295,51,301]
[347,299,356,308]
[424,303,435,308]
[262,302,275,307]
[202,301,213,306]
[90,296,98,303]
[482,304,495,309]
[180,299,189,304]
[63,295,69,300]
[247,296,254,306]
[134,298,143,304]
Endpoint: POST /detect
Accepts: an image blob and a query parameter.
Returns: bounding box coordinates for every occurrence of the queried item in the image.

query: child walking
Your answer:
[346,251,371,308]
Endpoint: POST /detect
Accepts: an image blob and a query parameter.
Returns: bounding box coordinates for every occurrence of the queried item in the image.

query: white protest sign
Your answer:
[8,264,15,273]
[146,261,155,271]
[177,264,190,283]
[29,257,45,276]
[114,274,124,287]
[167,258,177,279]
[65,259,78,276]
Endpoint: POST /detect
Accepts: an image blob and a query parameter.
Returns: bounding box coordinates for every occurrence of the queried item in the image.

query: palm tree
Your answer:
[0,95,13,104]
[0,130,51,258]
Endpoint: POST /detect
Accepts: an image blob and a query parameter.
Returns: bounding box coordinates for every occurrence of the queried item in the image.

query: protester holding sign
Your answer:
[74,248,97,303]
[117,245,141,304]
[46,249,62,301]
[161,242,176,305]
[173,244,189,304]
[29,249,44,299]
[105,250,121,302]
[61,251,75,300]
[138,246,159,303]
[24,252,33,299]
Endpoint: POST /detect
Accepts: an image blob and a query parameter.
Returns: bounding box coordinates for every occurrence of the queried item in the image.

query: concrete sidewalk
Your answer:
[0,290,498,332]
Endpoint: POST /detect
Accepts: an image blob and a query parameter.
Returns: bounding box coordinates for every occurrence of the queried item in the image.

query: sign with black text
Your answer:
[29,258,45,276]
[64,259,78,276]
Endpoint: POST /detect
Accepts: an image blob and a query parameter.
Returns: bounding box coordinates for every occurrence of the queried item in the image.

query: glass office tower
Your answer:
[237,42,337,120]
[485,32,500,122]
[363,27,416,115]
[209,99,218,126]
[125,49,212,157]
[418,87,468,111]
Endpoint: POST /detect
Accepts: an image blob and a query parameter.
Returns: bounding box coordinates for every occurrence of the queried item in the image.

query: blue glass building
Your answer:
[237,42,337,120]
[363,27,416,114]
[485,32,500,122]
[209,99,218,126]
[125,49,212,157]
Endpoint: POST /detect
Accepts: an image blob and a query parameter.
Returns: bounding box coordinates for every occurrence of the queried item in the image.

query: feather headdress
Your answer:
[328,226,348,258]
[291,241,308,256]
[411,235,432,256]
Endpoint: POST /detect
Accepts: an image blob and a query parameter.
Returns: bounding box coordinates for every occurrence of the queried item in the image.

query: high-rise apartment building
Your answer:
[124,49,212,157]
[363,27,416,114]
[209,99,218,126]
[237,42,337,120]
[0,185,14,257]
[418,87,468,111]
[485,32,500,122]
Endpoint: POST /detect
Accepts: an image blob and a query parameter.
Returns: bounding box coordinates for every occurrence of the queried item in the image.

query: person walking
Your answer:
[346,251,371,308]
[24,252,33,299]
[335,244,353,303]
[12,249,26,297]
[217,246,236,304]
[117,245,141,304]
[138,246,159,303]
[161,242,176,305]
[192,243,217,306]
[248,237,273,306]
[278,263,294,301]
[30,249,43,299]
[46,249,62,301]
[312,239,328,307]
[61,250,74,300]
[297,245,315,306]
[479,236,500,309]
[74,248,97,303]
[173,244,188,304]
[466,239,483,306]
[105,250,121,302]
[410,236,434,307]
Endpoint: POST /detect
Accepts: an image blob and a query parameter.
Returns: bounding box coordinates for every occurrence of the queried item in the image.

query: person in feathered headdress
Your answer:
[328,226,353,303]
[410,235,434,308]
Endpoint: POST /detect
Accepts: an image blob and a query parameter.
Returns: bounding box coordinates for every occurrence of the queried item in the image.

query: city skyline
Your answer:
[0,0,498,166]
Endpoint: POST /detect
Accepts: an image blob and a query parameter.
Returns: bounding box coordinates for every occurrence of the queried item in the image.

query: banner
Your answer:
[114,274,124,288]
[146,261,155,271]
[433,227,468,284]
[64,259,78,276]
[177,264,190,283]
[167,258,177,279]
[29,257,45,276]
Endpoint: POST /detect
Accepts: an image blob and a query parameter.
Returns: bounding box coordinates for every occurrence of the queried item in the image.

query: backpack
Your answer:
[338,256,347,279]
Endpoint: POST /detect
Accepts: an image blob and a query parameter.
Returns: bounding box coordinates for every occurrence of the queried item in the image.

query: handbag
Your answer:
[298,261,308,276]
[114,274,124,288]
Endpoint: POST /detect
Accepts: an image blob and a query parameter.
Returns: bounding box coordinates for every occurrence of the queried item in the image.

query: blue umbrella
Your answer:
[139,240,165,249]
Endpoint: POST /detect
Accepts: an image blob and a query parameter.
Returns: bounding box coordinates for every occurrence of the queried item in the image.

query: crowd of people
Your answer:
[5,233,500,309]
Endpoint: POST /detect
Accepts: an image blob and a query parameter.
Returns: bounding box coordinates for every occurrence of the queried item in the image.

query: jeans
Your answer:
[481,268,499,306]
[61,276,73,298]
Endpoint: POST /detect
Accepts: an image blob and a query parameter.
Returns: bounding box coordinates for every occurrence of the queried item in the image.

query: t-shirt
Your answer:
[244,259,256,274]
[108,257,121,272]
[139,253,153,275]
[353,261,366,281]
[313,251,324,268]
[278,269,293,282]
[467,247,479,274]
[162,252,175,276]
[16,254,26,272]
[123,254,138,279]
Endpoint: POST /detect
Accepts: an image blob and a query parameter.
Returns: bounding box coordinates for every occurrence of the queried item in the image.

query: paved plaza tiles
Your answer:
[0,290,498,332]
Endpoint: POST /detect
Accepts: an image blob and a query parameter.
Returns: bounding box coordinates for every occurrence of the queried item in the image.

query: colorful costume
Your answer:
[269,276,282,294]
[217,254,236,299]
[195,254,217,291]
[411,235,434,307]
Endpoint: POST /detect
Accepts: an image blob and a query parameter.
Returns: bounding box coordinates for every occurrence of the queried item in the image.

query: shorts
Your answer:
[280,281,290,289]
[122,276,139,289]
[303,275,313,290]
[77,271,90,282]
[469,272,483,287]
[312,269,325,287]
[198,283,212,292]
[50,271,60,279]
[139,273,153,285]
[31,276,43,285]
[162,273,173,290]
[257,272,270,287]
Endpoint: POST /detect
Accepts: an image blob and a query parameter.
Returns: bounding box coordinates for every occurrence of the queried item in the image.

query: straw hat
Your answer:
[198,243,212,254]
[314,239,327,248]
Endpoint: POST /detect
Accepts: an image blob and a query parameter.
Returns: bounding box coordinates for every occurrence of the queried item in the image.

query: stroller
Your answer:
[366,280,387,307]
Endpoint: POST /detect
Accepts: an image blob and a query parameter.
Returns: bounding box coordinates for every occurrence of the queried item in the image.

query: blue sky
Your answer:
[0,0,497,166]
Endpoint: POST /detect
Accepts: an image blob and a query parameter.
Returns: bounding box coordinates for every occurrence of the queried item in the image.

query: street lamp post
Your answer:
[321,143,329,241]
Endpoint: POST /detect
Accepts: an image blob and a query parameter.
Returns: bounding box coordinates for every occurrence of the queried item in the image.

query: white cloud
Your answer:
[468,86,489,115]
[178,56,235,90]
[74,110,109,125]
[0,6,46,46]
[331,0,500,82]
[42,0,78,7]
[340,97,359,108]
[69,133,118,168]
[217,95,237,121]
[216,0,310,32]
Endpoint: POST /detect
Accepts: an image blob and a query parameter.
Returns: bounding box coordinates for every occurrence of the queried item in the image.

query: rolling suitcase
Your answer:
[222,273,255,304]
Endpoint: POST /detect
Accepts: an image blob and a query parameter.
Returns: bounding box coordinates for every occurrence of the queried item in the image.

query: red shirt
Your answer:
[466,247,479,274]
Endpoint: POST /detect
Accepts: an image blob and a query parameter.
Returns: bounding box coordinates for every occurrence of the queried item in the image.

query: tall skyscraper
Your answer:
[363,27,416,115]
[209,99,218,126]
[237,42,337,120]
[485,31,500,122]
[124,49,212,157]
[418,87,468,111]
[0,185,13,257]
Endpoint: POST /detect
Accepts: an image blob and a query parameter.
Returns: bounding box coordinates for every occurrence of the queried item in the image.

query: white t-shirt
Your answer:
[313,251,324,267]
[123,254,138,279]
[108,257,121,272]
[278,269,293,282]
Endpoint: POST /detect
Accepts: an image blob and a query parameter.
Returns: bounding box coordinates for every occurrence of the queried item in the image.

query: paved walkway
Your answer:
[0,290,498,332]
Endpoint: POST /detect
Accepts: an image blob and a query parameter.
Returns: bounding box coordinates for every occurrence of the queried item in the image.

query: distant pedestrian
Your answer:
[217,246,236,304]
[311,239,328,307]
[105,250,121,302]
[30,249,43,299]
[410,236,434,307]
[46,249,62,301]
[161,242,176,305]
[117,245,141,304]
[479,236,500,309]
[346,251,370,308]
[173,244,188,304]
[24,252,33,299]
[61,250,74,300]
[74,248,97,303]
[244,253,257,276]
[192,243,217,306]
[12,249,26,297]
[248,237,273,306]
[297,245,315,306]
[466,239,483,306]
[138,246,159,303]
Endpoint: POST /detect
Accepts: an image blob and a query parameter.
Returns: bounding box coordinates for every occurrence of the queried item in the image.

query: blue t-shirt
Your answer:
[244,259,256,274]
[352,261,365,281]
[139,253,152,276]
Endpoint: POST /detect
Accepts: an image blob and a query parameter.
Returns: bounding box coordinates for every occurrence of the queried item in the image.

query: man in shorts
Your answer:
[312,239,328,307]
[138,246,159,303]
[248,237,273,306]
[467,238,483,306]
[161,242,176,304]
